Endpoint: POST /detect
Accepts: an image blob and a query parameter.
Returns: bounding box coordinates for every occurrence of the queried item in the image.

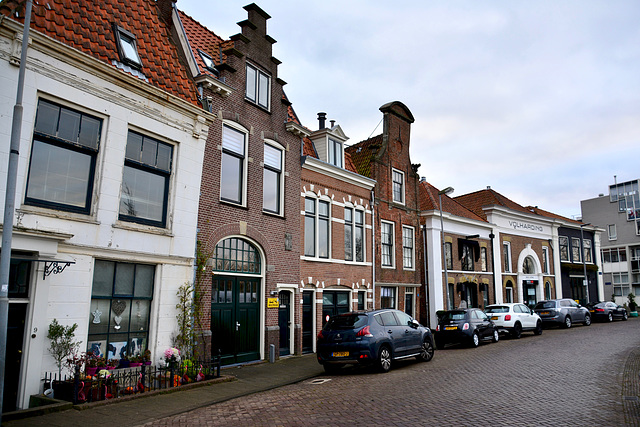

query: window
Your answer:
[613,272,630,296]
[304,198,330,258]
[559,236,569,262]
[444,242,453,270]
[608,224,617,240]
[381,221,394,267]
[212,237,261,274]
[503,242,512,272]
[447,283,455,310]
[198,50,216,72]
[263,142,283,214]
[87,260,155,360]
[26,99,102,214]
[355,210,364,262]
[461,243,474,271]
[392,169,404,204]
[480,247,487,272]
[523,257,535,274]
[119,131,173,227]
[545,281,552,300]
[245,63,270,110]
[380,287,396,309]
[542,247,549,274]
[571,237,581,263]
[114,25,141,68]
[583,239,592,263]
[402,226,415,269]
[345,208,364,262]
[328,139,343,168]
[357,291,365,311]
[405,287,414,317]
[220,125,246,205]
[505,281,514,303]
[602,248,627,263]
[345,208,353,261]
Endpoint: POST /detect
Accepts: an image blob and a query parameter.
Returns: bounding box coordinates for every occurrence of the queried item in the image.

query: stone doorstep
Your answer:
[3,376,235,421]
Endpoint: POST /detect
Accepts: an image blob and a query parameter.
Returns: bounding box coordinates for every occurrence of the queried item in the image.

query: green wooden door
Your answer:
[211,277,260,365]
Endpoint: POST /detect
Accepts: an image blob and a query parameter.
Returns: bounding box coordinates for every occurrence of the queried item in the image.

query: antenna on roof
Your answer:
[368,118,383,139]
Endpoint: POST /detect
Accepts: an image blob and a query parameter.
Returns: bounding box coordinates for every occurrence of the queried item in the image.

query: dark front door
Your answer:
[570,277,586,305]
[302,291,313,353]
[278,291,290,356]
[322,291,350,326]
[524,280,538,308]
[211,277,260,365]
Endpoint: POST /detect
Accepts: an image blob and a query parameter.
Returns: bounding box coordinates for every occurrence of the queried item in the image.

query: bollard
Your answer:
[269,344,275,363]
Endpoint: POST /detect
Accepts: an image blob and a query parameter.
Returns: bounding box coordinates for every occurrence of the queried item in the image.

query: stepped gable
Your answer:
[420,181,486,222]
[0,0,200,106]
[344,134,383,179]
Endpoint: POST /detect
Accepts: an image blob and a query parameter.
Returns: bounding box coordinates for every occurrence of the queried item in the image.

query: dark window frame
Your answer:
[113,24,142,69]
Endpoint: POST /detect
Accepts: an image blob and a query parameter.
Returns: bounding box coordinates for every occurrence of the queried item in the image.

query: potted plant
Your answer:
[129,354,144,367]
[143,349,152,365]
[628,293,638,317]
[118,355,130,369]
[47,319,80,379]
[107,358,119,370]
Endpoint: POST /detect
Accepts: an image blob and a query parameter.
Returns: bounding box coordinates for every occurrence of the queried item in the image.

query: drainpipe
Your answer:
[371,189,376,310]
[0,1,33,419]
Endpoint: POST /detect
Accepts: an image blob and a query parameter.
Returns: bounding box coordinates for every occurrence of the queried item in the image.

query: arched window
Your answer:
[545,281,552,300]
[213,238,261,274]
[523,256,535,274]
[505,280,514,303]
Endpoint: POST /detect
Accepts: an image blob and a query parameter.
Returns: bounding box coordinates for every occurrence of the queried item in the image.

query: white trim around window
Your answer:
[245,62,271,110]
[381,220,395,268]
[304,195,331,259]
[542,246,550,274]
[608,224,617,240]
[391,168,405,205]
[503,241,512,273]
[220,122,248,207]
[402,225,415,270]
[262,139,285,216]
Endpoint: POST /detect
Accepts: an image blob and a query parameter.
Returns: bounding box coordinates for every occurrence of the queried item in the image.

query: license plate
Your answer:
[540,311,550,315]
[444,326,457,331]
[589,310,594,313]
[332,351,349,357]
[491,316,499,320]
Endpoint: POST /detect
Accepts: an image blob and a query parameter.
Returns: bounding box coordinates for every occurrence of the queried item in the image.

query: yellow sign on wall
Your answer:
[267,297,279,308]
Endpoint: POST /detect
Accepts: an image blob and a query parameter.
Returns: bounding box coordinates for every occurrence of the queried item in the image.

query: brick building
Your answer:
[300,114,376,353]
[178,5,303,364]
[346,102,423,321]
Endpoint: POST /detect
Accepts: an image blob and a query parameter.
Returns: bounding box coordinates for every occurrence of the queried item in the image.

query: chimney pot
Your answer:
[317,112,326,130]
[330,120,335,128]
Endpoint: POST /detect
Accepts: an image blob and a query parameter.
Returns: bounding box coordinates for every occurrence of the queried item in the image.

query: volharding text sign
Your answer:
[508,221,544,233]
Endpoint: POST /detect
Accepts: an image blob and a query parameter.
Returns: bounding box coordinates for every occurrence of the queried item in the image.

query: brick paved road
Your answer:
[146,319,640,426]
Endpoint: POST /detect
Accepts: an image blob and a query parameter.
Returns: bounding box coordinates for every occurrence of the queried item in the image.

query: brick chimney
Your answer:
[157,0,175,30]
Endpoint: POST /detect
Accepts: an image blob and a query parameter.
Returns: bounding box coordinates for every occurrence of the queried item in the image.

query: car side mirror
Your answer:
[410,319,420,328]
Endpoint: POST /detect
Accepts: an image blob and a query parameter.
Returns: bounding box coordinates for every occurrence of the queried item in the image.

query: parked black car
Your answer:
[316,309,434,373]
[533,299,591,328]
[434,308,499,349]
[585,301,628,322]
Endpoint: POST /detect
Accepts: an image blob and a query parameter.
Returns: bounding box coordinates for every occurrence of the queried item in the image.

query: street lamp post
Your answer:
[438,187,454,310]
[580,223,591,305]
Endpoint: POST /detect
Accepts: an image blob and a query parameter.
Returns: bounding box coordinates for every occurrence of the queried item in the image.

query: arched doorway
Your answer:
[522,256,538,307]
[210,237,262,365]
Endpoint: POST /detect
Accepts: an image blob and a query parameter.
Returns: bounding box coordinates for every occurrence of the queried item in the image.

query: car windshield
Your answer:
[324,314,368,331]
[441,311,466,321]
[534,301,555,309]
[485,306,509,313]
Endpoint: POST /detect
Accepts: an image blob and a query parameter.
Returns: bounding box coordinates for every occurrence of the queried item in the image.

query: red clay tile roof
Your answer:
[455,188,546,221]
[0,0,199,106]
[345,134,383,179]
[302,137,317,157]
[420,181,486,222]
[525,206,584,225]
[344,152,357,173]
[177,9,230,78]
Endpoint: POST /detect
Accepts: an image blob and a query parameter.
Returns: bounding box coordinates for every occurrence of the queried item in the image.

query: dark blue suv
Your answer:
[316,309,434,373]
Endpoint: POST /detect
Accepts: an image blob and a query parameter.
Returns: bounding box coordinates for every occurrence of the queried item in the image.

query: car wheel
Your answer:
[534,321,543,335]
[377,346,392,373]
[417,338,434,362]
[608,313,613,322]
[563,316,572,329]
[511,323,522,339]
[492,329,499,343]
[584,315,591,326]
[323,363,341,374]
[435,338,445,350]
[623,311,628,321]
[470,332,480,348]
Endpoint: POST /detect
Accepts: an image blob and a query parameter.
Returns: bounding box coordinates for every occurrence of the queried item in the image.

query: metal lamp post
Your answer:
[580,222,591,304]
[438,187,454,310]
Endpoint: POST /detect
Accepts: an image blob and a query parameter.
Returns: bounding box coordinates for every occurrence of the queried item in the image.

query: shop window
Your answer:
[87,260,155,359]
[26,99,102,214]
[119,131,173,227]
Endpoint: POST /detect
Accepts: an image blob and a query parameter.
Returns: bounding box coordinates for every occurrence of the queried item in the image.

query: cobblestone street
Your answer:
[147,319,639,426]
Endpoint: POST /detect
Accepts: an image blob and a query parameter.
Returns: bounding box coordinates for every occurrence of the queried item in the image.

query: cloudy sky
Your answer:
[179,0,640,219]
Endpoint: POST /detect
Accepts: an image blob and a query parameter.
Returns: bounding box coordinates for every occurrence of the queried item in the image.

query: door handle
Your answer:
[236,322,241,331]
[387,329,393,334]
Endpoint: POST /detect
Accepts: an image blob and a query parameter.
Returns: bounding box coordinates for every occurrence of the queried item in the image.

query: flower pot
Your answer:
[130,362,143,367]
[118,360,131,369]
[86,366,98,377]
[144,361,152,365]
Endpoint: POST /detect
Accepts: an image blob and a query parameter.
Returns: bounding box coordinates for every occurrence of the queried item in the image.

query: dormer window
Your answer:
[114,25,141,68]
[245,63,270,110]
[198,50,217,73]
[328,138,343,168]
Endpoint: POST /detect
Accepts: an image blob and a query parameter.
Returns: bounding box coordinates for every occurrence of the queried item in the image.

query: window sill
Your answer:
[244,98,271,114]
[113,220,173,237]
[17,206,100,225]
[262,210,285,219]
[220,199,248,210]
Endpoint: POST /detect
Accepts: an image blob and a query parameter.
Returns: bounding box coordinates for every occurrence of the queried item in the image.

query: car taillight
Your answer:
[462,323,469,330]
[505,314,511,321]
[356,325,373,337]
[595,308,604,312]
[436,325,440,332]
[317,330,324,340]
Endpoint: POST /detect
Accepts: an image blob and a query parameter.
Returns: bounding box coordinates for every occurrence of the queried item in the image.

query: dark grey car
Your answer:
[534,299,591,328]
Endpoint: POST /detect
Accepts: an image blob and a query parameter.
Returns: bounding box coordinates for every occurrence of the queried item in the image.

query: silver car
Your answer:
[533,299,592,328]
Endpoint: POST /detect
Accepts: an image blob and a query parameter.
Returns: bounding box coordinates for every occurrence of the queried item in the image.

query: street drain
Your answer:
[309,378,332,385]
[623,396,638,401]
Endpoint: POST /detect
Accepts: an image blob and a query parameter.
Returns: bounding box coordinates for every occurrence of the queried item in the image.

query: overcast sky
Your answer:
[179,0,640,219]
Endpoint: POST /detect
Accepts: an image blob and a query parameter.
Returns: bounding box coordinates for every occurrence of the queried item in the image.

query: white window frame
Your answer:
[404,287,415,317]
[559,236,569,262]
[392,168,405,205]
[220,122,248,206]
[245,63,270,110]
[304,196,331,259]
[381,220,395,268]
[505,286,513,303]
[380,286,397,309]
[402,225,415,270]
[503,241,512,273]
[262,140,284,215]
[344,205,366,263]
[542,246,550,274]
[328,138,343,168]
[583,239,592,263]
[571,237,582,263]
[608,224,617,240]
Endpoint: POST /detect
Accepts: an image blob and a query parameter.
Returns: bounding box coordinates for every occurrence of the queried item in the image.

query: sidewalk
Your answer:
[2,354,324,427]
